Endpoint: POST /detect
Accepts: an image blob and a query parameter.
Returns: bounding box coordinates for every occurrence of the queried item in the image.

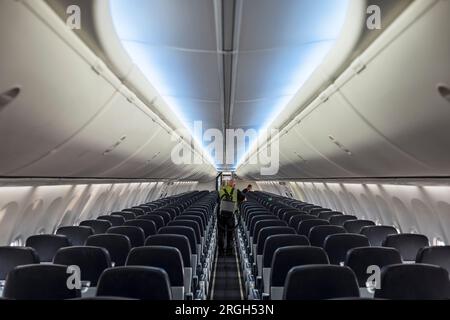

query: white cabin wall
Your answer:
[0,180,197,246]
[256,180,450,247]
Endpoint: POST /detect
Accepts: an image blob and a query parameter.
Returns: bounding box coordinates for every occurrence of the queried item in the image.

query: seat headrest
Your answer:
[271,246,329,286]
[375,263,450,300]
[343,220,375,233]
[256,227,296,255]
[126,246,184,286]
[56,226,94,246]
[297,219,330,237]
[284,265,359,300]
[308,225,347,247]
[323,233,370,265]
[262,235,310,267]
[124,220,157,238]
[416,246,450,274]
[96,266,172,300]
[80,220,112,234]
[97,215,125,226]
[53,246,112,286]
[329,215,357,226]
[85,234,131,266]
[382,233,429,261]
[158,226,197,253]
[0,246,40,280]
[360,226,398,246]
[3,264,81,300]
[106,226,145,248]
[145,234,191,267]
[25,234,71,262]
[345,246,402,287]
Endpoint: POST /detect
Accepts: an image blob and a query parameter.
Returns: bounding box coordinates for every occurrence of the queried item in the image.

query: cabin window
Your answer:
[433,237,446,246]
[10,236,23,247]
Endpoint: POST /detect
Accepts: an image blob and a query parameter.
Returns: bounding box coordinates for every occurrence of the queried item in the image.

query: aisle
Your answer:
[209,242,245,300]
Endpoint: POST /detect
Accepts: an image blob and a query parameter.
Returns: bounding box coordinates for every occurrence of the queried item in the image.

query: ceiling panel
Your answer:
[110,0,217,50]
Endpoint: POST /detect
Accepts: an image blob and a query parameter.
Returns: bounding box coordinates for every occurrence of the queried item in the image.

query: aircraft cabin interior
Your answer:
[0,0,450,309]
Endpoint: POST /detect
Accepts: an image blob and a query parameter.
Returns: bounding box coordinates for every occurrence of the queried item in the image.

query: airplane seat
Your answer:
[323,234,370,265]
[0,247,40,281]
[252,220,287,257]
[318,211,343,220]
[145,234,192,293]
[360,226,399,246]
[374,264,450,300]
[79,220,112,234]
[308,225,347,248]
[106,226,145,248]
[345,247,402,289]
[56,226,94,246]
[283,265,360,300]
[416,246,450,274]
[53,246,112,296]
[176,215,205,234]
[150,211,172,225]
[126,246,185,300]
[3,264,81,300]
[97,215,125,227]
[255,227,296,276]
[288,214,316,230]
[96,266,172,300]
[135,215,165,229]
[25,234,71,262]
[343,220,375,233]
[282,212,304,223]
[270,246,329,300]
[297,219,329,237]
[168,220,202,253]
[123,219,157,238]
[158,226,198,270]
[111,211,136,221]
[85,234,131,267]
[329,215,358,226]
[382,233,429,262]
[308,208,332,216]
[261,235,310,295]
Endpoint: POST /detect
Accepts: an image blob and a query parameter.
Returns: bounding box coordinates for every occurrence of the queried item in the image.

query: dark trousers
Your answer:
[218,211,235,253]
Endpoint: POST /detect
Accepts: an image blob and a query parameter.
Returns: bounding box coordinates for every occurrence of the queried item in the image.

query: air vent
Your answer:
[103,135,127,155]
[328,135,352,156]
[437,84,450,103]
[0,87,21,111]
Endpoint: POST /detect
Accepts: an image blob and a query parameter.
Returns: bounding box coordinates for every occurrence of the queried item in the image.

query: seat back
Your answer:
[106,226,145,248]
[86,234,131,266]
[3,264,81,300]
[360,226,398,246]
[126,246,184,300]
[253,220,287,244]
[297,219,329,237]
[416,246,450,274]
[97,215,125,226]
[158,226,197,254]
[308,225,347,247]
[80,220,112,234]
[53,246,111,286]
[0,247,39,280]
[123,220,157,238]
[318,211,343,220]
[56,226,94,246]
[345,247,402,287]
[329,215,357,226]
[136,215,165,229]
[111,212,136,221]
[288,214,316,230]
[168,220,201,243]
[284,265,360,300]
[25,234,71,262]
[382,233,429,261]
[324,234,370,265]
[96,266,172,300]
[375,264,450,300]
[270,246,329,299]
[145,235,191,268]
[343,220,375,233]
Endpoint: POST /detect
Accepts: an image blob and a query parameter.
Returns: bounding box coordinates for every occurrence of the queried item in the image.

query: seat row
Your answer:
[236,191,450,300]
[0,191,219,300]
